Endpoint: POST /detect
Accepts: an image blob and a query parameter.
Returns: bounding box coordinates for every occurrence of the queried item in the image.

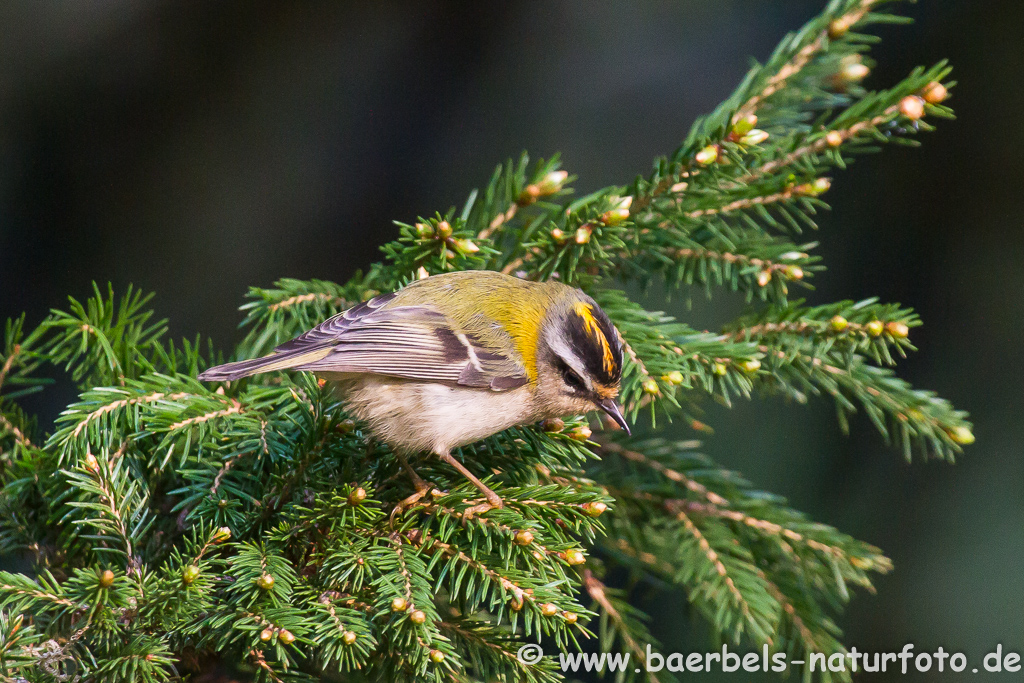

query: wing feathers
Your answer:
[199,294,528,390]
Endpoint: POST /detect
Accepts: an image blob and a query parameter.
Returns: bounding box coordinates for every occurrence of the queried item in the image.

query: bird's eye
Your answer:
[557,361,586,392]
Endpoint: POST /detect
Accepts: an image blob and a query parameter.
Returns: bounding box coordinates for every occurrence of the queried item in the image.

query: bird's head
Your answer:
[534,291,630,434]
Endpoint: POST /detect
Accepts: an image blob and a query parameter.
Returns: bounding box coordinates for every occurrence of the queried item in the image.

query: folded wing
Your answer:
[198,293,529,391]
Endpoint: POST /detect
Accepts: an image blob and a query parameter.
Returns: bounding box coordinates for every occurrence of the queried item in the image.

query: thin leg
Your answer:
[438,451,503,518]
[391,453,433,521]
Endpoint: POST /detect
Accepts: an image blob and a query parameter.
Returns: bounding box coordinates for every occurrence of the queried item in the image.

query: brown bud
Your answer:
[257,574,275,591]
[260,628,274,642]
[841,59,870,82]
[342,630,358,645]
[434,221,452,238]
[826,130,845,147]
[540,603,558,617]
[922,81,948,104]
[550,228,567,244]
[828,15,855,39]
[866,320,885,337]
[518,184,542,205]
[348,487,367,506]
[336,419,356,434]
[541,417,565,432]
[886,321,910,338]
[642,378,660,395]
[740,359,762,373]
[452,238,480,254]
[583,501,607,517]
[536,170,568,195]
[414,222,433,238]
[391,597,409,612]
[84,452,99,473]
[562,611,579,625]
[575,224,593,245]
[509,597,524,612]
[213,526,232,543]
[417,266,430,280]
[409,610,427,624]
[757,270,772,287]
[278,629,295,645]
[783,265,804,280]
[564,549,586,566]
[569,425,592,442]
[899,95,926,121]
[429,649,445,663]
[99,569,115,588]
[514,529,535,546]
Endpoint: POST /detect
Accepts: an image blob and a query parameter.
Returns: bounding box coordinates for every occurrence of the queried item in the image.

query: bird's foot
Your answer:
[461,493,503,521]
[390,483,435,523]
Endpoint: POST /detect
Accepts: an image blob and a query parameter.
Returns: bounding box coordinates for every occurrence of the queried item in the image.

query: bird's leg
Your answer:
[438,451,503,519]
[391,453,433,520]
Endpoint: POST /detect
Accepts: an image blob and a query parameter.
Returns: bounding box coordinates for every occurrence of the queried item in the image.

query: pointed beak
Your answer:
[596,398,631,435]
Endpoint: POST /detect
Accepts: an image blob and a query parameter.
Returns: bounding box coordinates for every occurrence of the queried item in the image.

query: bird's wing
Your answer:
[280,295,529,390]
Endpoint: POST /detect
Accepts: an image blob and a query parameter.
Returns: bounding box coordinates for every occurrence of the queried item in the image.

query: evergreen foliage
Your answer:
[0,2,970,681]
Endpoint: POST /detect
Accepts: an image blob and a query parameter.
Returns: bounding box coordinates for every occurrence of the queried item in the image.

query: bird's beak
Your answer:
[596,398,631,435]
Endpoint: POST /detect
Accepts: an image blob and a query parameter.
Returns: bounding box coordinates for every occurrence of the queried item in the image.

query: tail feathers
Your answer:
[198,348,333,382]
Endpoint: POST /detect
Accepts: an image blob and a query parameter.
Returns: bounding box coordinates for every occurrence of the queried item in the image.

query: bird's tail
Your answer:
[198,348,333,382]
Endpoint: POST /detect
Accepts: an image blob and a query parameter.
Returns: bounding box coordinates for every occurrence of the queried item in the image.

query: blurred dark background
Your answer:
[1,1,1021,680]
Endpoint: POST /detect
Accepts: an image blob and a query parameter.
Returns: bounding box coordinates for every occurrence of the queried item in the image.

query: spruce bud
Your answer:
[414,222,433,238]
[452,238,479,254]
[278,629,295,645]
[550,228,567,244]
[662,370,684,385]
[583,501,607,517]
[347,487,367,506]
[260,628,274,642]
[342,630,358,644]
[575,224,593,245]
[783,265,804,280]
[948,426,975,445]
[514,529,535,545]
[257,574,275,591]
[434,221,453,239]
[541,417,565,432]
[564,549,586,566]
[417,266,430,280]
[536,170,568,196]
[899,95,926,121]
[182,565,201,585]
[563,611,579,624]
[866,320,885,337]
[99,569,115,588]
[826,130,844,147]
[695,145,719,165]
[739,129,769,146]
[391,597,409,612]
[841,58,870,82]
[757,270,772,287]
[642,378,660,395]
[922,81,948,104]
[410,610,427,624]
[830,315,849,332]
[712,362,728,376]
[569,425,592,442]
[730,113,758,136]
[886,321,910,338]
[540,603,558,617]
[85,452,99,473]
[429,649,445,663]
[741,359,762,373]
[213,526,232,543]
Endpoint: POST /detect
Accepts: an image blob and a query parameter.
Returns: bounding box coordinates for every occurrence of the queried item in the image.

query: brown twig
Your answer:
[581,569,663,683]
[267,292,348,312]
[599,441,729,506]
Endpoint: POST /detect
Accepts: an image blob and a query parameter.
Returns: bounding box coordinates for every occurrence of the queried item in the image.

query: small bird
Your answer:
[199,270,629,516]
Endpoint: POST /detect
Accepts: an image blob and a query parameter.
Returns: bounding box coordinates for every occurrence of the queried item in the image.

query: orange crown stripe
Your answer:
[573,302,617,375]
